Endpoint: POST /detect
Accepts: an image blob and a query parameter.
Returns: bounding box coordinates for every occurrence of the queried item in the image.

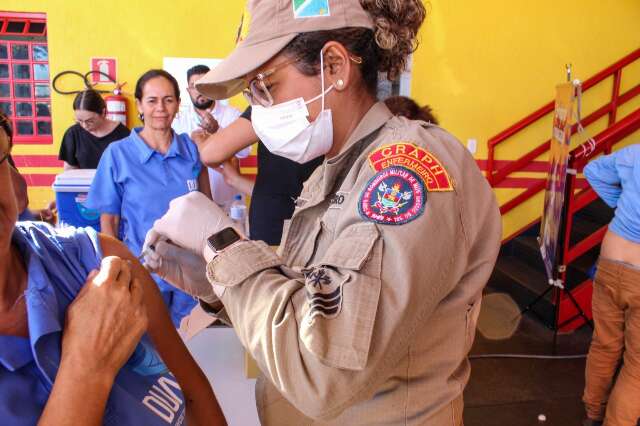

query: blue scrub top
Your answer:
[0,223,186,425]
[86,129,200,324]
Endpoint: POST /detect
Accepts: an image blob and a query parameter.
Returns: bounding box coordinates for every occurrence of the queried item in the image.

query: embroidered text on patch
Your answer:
[359,166,426,225]
[368,142,453,191]
[293,0,331,18]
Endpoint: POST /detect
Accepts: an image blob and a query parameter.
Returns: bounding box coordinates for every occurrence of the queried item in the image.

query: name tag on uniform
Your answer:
[186,179,198,192]
[329,191,349,209]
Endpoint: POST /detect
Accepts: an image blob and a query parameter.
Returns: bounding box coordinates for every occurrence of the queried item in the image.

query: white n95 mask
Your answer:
[251,51,334,164]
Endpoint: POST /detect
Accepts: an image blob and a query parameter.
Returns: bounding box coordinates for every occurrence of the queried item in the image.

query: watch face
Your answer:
[208,227,241,251]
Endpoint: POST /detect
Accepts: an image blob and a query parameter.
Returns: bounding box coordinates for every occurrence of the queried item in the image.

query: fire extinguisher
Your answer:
[104,83,128,127]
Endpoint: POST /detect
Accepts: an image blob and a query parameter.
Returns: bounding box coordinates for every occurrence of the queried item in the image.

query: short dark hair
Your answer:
[135,69,180,101]
[187,65,210,83]
[72,89,106,114]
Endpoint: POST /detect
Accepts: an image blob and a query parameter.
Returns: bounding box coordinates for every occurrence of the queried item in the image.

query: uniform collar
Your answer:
[131,127,187,164]
[330,101,393,164]
[318,102,392,198]
[0,229,62,372]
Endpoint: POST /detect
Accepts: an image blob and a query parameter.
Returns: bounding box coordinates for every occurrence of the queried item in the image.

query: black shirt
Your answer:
[241,107,322,245]
[58,123,130,169]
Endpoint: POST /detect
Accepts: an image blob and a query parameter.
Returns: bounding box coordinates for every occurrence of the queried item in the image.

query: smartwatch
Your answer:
[207,226,244,253]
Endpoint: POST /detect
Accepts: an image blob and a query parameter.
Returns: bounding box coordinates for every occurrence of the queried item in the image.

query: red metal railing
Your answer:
[487,48,640,215]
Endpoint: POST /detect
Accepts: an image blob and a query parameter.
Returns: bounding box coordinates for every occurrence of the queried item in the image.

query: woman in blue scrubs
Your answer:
[87,70,212,326]
[0,112,225,425]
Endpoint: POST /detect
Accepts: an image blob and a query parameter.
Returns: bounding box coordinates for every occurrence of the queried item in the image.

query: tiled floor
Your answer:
[464,291,593,426]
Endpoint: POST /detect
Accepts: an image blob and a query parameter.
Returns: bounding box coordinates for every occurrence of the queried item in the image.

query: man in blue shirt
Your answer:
[582,144,640,426]
[3,223,187,425]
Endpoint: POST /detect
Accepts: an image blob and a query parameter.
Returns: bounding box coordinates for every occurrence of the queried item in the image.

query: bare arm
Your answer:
[99,235,226,426]
[197,118,256,167]
[100,213,120,239]
[40,359,114,426]
[198,166,213,200]
[214,158,254,196]
[40,258,147,426]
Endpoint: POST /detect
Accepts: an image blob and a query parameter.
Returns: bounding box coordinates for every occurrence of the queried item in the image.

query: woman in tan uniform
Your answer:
[145,0,502,424]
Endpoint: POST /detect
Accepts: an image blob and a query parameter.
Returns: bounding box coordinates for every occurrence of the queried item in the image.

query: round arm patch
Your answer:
[358,166,426,225]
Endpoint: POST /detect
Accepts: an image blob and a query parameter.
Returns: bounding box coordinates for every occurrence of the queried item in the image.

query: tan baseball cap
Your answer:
[195,0,374,100]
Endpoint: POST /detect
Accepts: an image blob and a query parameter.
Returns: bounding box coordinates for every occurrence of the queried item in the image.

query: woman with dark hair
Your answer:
[58,89,130,170]
[87,69,211,326]
[146,1,501,424]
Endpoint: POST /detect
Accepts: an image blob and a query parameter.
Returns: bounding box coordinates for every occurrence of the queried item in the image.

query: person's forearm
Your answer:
[227,174,254,197]
[39,358,113,426]
[198,119,256,167]
[99,235,227,426]
[100,214,120,239]
[198,167,213,200]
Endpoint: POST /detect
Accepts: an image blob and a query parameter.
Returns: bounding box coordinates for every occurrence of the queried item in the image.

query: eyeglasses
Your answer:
[242,58,300,108]
[242,54,364,108]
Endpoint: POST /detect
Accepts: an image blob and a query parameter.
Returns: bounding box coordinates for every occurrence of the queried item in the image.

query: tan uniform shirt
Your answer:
[206,102,501,425]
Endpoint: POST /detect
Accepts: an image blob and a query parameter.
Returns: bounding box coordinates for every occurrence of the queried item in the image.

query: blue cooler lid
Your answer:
[52,169,96,192]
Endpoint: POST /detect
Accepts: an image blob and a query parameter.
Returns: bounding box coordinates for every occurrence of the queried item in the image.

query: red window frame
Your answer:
[0,12,51,145]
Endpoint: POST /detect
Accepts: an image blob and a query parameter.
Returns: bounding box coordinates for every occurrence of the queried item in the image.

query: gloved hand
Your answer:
[144,240,218,304]
[143,191,241,257]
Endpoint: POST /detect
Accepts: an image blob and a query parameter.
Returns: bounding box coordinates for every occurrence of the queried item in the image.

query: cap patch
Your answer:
[368,142,453,192]
[293,0,331,18]
[359,166,426,225]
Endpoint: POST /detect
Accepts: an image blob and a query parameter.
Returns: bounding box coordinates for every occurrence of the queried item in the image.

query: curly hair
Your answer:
[360,0,426,81]
[282,0,426,94]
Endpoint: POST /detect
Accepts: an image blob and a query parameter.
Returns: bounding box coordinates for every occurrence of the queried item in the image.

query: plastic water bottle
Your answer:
[229,194,248,236]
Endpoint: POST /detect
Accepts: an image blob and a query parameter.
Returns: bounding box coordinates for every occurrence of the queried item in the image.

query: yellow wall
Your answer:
[411,0,640,238]
[5,0,247,208]
[5,0,640,239]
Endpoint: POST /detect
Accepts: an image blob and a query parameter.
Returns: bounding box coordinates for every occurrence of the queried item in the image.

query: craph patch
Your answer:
[293,0,331,18]
[359,166,426,225]
[368,142,453,192]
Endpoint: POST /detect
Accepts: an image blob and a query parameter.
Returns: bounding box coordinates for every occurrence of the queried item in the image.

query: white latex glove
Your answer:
[144,240,218,304]
[143,192,239,257]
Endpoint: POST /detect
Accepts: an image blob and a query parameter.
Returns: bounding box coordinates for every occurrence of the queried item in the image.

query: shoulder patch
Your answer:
[368,142,453,191]
[359,166,426,225]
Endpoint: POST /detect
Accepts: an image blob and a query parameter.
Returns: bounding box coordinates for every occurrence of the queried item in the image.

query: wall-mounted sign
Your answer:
[89,57,117,84]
